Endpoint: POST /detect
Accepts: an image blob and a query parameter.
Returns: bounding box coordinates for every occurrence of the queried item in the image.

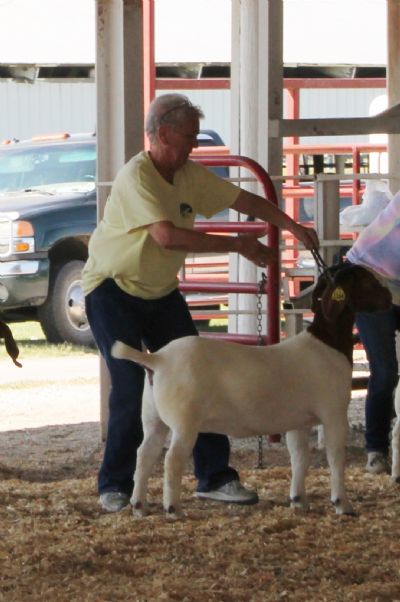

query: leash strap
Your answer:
[311,247,328,272]
[311,248,334,282]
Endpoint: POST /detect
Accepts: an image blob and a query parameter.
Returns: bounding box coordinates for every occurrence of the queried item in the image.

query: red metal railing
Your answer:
[282,141,387,209]
[179,155,280,346]
[193,141,388,225]
[194,141,388,208]
[183,143,388,341]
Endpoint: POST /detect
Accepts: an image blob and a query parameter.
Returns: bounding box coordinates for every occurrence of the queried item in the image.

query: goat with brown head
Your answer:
[110,261,393,518]
[309,263,392,365]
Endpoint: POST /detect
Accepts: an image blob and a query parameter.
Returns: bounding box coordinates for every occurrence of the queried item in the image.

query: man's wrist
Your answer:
[290,222,304,239]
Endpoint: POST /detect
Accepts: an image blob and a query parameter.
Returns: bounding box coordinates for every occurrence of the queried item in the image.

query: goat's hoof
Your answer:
[131,500,147,518]
[290,496,309,512]
[336,508,357,517]
[165,504,182,520]
[332,498,355,516]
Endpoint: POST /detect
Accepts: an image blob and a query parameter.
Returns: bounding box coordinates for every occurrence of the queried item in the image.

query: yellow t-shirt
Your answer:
[82,151,240,299]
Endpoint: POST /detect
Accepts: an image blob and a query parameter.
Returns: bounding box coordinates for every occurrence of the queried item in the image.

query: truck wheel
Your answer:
[38,260,94,347]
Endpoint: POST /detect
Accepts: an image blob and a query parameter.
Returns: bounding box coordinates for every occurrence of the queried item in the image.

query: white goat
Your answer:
[391,382,400,482]
[111,264,392,518]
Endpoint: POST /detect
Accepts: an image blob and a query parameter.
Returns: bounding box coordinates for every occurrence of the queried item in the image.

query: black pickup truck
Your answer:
[0,130,227,346]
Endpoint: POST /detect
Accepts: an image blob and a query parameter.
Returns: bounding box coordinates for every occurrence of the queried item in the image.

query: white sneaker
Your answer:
[196,480,259,505]
[99,491,130,512]
[366,452,390,475]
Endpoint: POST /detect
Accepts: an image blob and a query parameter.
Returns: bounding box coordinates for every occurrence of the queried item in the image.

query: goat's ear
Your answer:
[320,284,347,321]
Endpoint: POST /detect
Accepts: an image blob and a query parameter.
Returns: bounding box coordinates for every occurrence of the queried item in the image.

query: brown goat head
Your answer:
[312,264,392,322]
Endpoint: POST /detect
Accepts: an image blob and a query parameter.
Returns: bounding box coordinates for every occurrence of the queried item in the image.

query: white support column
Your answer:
[263,0,283,183]
[236,0,259,335]
[229,0,241,334]
[229,0,283,337]
[96,0,145,439]
[387,0,400,193]
[315,178,341,267]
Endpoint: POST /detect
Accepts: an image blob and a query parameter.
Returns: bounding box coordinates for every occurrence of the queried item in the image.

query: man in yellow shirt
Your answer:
[83,93,319,512]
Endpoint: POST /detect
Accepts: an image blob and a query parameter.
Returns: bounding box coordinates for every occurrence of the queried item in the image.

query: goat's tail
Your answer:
[111,340,157,370]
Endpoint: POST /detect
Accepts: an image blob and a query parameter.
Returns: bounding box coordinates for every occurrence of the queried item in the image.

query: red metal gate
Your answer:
[180,154,280,346]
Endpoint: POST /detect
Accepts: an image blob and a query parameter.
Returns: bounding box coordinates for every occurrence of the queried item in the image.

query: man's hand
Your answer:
[293,224,320,251]
[236,232,278,267]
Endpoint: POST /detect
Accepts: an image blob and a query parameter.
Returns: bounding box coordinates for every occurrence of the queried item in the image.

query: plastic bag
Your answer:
[339,180,393,227]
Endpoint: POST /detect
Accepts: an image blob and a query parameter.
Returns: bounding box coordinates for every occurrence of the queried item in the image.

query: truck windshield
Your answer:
[0,143,96,193]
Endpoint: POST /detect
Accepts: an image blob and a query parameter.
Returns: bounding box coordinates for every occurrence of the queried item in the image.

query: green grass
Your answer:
[0,321,97,360]
[195,311,228,334]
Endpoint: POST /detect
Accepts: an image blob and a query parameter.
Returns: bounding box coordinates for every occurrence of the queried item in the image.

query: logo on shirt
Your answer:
[180,202,193,217]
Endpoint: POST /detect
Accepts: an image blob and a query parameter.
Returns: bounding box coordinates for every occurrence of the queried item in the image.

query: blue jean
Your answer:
[355,305,400,454]
[85,279,238,496]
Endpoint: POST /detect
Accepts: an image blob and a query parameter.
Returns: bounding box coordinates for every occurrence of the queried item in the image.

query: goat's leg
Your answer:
[163,428,198,518]
[131,417,169,518]
[391,418,400,482]
[323,416,354,515]
[317,424,325,449]
[391,384,400,482]
[286,429,310,511]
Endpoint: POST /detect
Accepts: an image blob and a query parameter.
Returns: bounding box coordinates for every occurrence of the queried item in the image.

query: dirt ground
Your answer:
[0,354,102,482]
[1,352,400,601]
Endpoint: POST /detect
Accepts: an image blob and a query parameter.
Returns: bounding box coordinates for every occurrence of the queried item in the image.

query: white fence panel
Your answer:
[0,80,388,151]
[1,81,95,141]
